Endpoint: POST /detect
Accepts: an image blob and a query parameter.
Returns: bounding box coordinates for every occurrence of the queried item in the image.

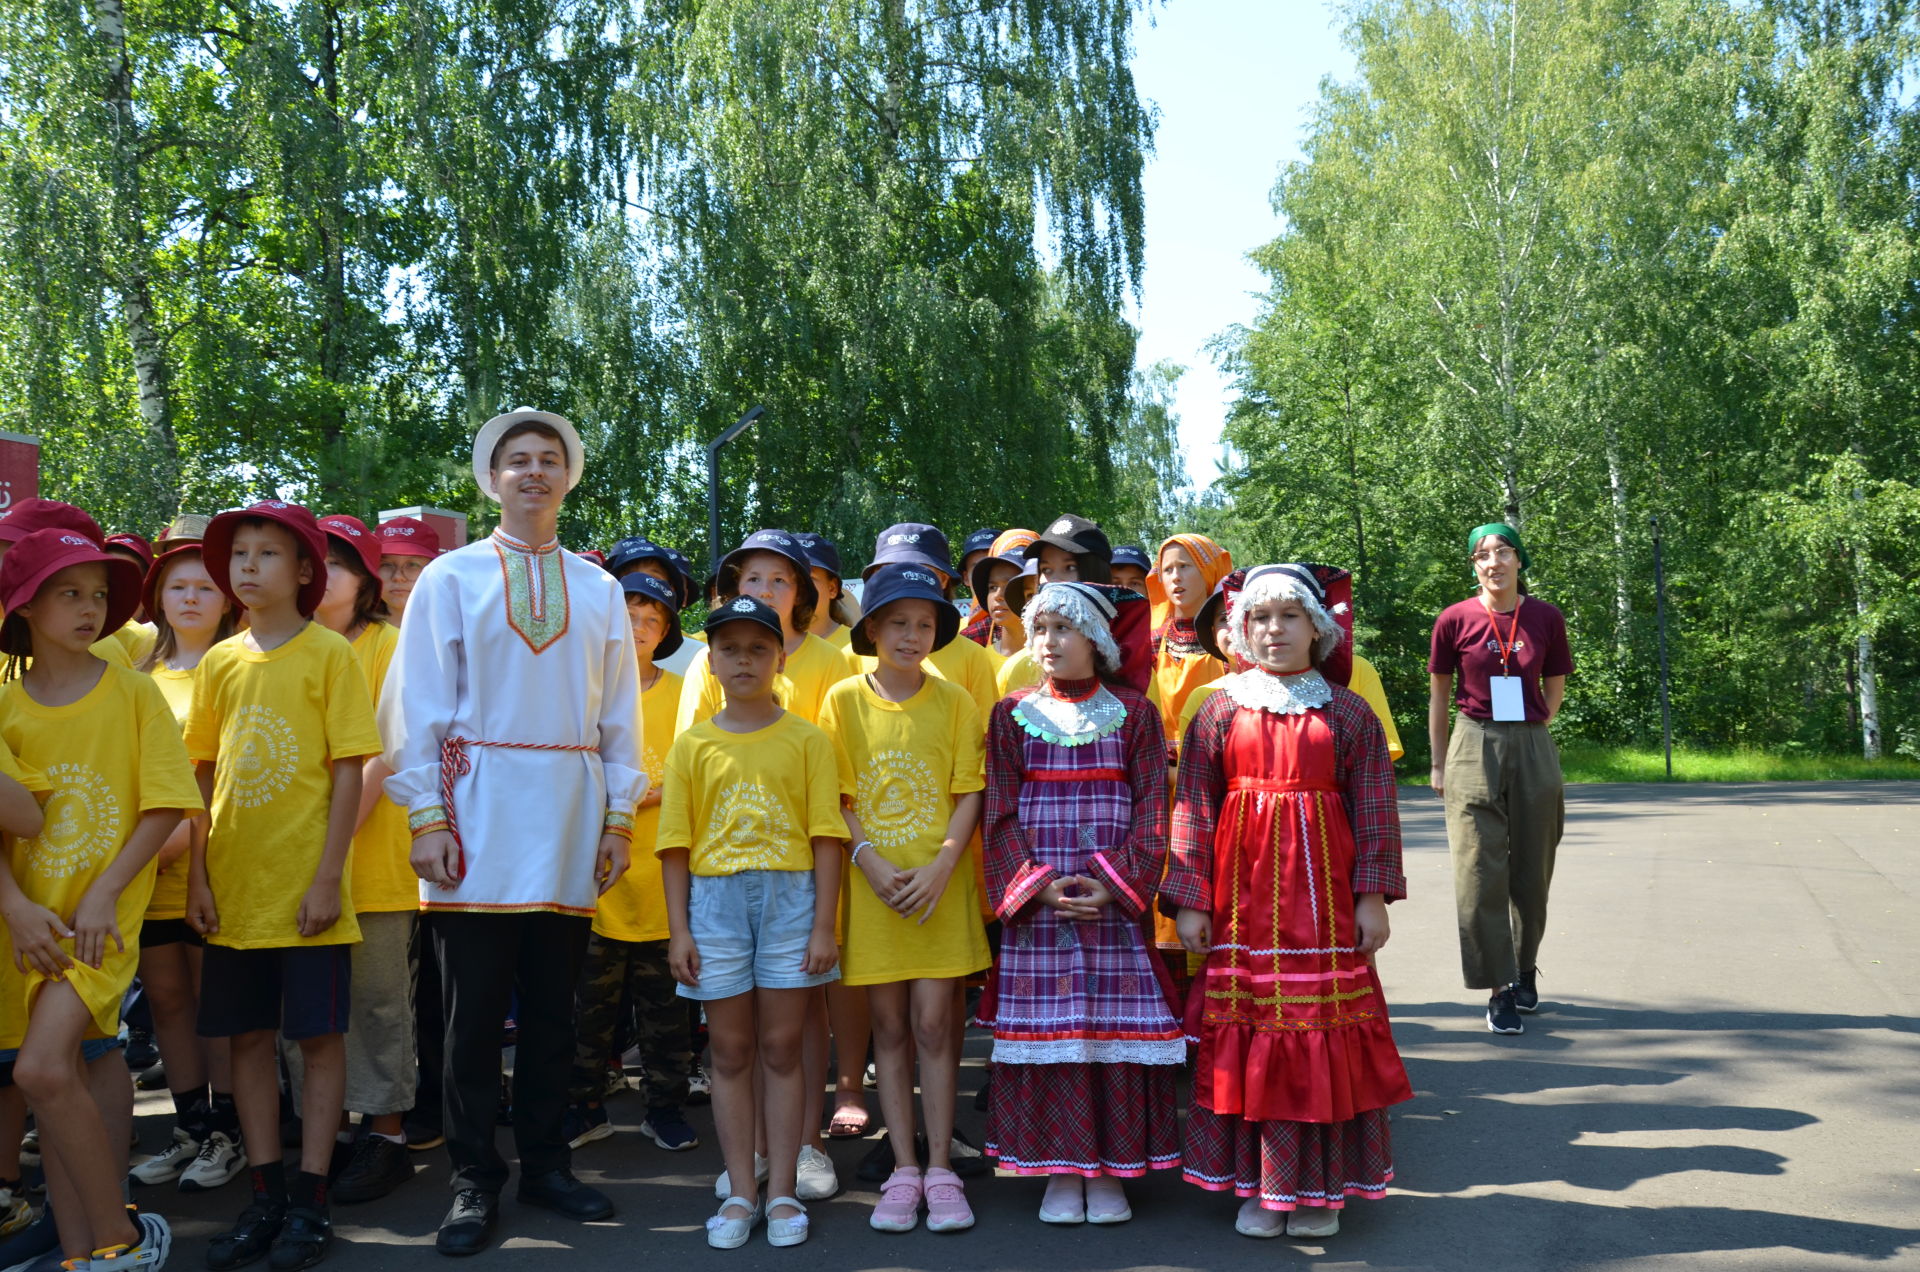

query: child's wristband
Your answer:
[603,810,635,841]
[408,806,452,840]
[851,840,873,866]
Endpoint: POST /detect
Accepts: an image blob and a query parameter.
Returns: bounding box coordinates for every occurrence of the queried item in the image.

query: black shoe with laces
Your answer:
[1514,967,1541,1013]
[1486,985,1525,1035]
[206,1199,287,1271]
[332,1136,413,1205]
[436,1190,497,1258]
[267,1206,331,1271]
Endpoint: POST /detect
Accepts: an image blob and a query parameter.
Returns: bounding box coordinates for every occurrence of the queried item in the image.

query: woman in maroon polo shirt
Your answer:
[1427,522,1572,1036]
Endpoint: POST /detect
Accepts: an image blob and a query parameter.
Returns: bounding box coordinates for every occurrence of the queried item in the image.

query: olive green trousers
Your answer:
[1444,716,1565,990]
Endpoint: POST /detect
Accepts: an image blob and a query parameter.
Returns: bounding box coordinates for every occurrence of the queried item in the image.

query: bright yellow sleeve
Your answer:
[134,674,205,815]
[817,683,858,797]
[950,690,985,795]
[1347,656,1403,762]
[182,650,223,763]
[322,642,384,762]
[655,735,696,857]
[803,727,848,842]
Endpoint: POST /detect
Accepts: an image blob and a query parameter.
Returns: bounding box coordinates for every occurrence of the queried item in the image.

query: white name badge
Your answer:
[1490,675,1527,722]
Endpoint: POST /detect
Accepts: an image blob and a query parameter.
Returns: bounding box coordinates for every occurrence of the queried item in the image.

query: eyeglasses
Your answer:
[1471,548,1518,565]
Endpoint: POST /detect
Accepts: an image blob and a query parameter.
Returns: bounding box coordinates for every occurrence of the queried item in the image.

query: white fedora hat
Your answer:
[472,408,586,502]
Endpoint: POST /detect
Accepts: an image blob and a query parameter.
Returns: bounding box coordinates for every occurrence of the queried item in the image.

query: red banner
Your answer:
[0,432,40,514]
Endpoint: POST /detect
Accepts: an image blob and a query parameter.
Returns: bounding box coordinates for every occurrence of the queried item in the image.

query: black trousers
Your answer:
[431,910,591,1193]
[411,917,444,1131]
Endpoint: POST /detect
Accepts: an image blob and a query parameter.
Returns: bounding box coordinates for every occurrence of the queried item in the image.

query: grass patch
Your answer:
[1403,742,1920,785]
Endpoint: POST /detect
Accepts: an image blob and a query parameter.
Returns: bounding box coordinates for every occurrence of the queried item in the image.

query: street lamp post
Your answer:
[706,406,766,573]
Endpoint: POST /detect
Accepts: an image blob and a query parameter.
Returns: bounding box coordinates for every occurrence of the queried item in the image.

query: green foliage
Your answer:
[1221,0,1920,762]
[1,0,1175,568]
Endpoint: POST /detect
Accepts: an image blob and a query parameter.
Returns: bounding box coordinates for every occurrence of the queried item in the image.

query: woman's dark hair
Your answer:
[327,546,390,628]
[140,548,240,673]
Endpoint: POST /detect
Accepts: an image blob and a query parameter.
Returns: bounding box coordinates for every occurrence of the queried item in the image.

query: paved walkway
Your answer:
[129,782,1920,1270]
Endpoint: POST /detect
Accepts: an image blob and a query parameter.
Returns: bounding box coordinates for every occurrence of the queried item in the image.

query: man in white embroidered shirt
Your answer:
[377,408,645,1256]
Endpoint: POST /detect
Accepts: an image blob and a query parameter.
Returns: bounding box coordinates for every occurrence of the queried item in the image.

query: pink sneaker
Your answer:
[922,1167,975,1233]
[869,1166,923,1232]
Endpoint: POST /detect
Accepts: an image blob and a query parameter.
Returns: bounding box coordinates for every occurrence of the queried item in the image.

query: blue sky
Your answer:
[1129,1,1354,491]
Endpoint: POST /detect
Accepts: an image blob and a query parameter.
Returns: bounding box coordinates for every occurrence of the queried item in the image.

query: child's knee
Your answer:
[758,1030,803,1074]
[708,1033,756,1080]
[911,1010,954,1056]
[10,1049,76,1103]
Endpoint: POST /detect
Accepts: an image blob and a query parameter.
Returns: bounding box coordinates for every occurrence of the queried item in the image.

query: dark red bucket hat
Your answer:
[203,500,331,616]
[0,528,142,638]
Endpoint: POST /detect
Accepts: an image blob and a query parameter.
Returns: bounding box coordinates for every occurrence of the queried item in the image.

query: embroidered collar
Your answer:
[1161,617,1206,659]
[492,528,560,555]
[1221,667,1332,716]
[1011,681,1127,747]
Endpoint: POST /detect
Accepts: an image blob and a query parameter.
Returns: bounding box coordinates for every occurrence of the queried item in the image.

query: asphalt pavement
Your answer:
[123,781,1920,1271]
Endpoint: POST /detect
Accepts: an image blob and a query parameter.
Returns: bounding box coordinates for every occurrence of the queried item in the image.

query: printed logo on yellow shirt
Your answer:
[228,704,301,808]
[707,780,794,873]
[855,749,939,851]
[30,765,120,880]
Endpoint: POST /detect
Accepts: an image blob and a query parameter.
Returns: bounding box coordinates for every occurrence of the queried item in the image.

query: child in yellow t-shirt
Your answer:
[183,502,382,1268]
[563,571,698,1153]
[658,597,844,1250]
[0,528,200,1267]
[133,542,245,1190]
[310,513,419,1201]
[674,530,854,731]
[817,565,987,1234]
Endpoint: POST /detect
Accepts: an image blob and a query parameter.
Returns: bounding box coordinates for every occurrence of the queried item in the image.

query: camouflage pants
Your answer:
[568,934,691,1108]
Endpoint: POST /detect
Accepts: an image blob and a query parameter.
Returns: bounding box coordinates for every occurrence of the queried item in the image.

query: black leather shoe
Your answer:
[436,1190,498,1258]
[267,1206,332,1270]
[515,1170,613,1221]
[206,1199,286,1271]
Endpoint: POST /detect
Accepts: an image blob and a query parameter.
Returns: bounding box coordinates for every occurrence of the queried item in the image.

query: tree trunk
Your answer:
[93,0,181,515]
[1852,547,1881,759]
[1606,423,1631,656]
[314,0,351,506]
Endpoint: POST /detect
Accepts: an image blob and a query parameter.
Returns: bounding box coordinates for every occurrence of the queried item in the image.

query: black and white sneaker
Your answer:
[1514,967,1541,1013]
[1487,986,1525,1035]
[178,1131,246,1193]
[130,1127,200,1186]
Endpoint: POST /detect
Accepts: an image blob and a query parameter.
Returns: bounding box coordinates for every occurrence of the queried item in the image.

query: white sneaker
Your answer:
[794,1145,838,1202]
[0,1183,31,1237]
[130,1128,200,1186]
[713,1153,768,1199]
[1287,1207,1340,1239]
[17,1129,38,1170]
[176,1130,245,1193]
[95,1210,173,1268]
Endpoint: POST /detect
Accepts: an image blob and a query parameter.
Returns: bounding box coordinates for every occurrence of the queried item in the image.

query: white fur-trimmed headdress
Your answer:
[1226,564,1346,666]
[1021,580,1122,673]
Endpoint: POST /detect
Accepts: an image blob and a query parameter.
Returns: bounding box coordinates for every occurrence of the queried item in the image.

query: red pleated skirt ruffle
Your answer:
[985,1061,1182,1177]
[1183,1104,1393,1211]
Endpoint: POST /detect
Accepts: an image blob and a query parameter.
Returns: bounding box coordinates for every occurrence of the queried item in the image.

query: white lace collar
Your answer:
[1221,668,1332,716]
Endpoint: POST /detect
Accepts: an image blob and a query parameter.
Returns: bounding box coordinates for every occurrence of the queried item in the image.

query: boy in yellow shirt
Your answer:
[0,528,200,1270]
[659,597,844,1249]
[184,502,382,1272]
[563,572,697,1154]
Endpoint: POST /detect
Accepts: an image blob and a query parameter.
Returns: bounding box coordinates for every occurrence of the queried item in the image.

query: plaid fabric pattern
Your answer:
[1183,1105,1394,1211]
[1167,685,1404,910]
[567,934,692,1106]
[985,1061,1182,1177]
[982,683,1183,1064]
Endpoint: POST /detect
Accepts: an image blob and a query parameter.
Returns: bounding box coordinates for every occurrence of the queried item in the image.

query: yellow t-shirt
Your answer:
[0,665,202,1043]
[996,647,1042,697]
[593,668,683,942]
[349,622,416,914]
[183,623,382,949]
[675,632,854,732]
[1176,655,1403,762]
[0,739,50,1049]
[656,712,844,876]
[115,622,158,666]
[143,664,199,920]
[824,625,851,651]
[817,675,988,986]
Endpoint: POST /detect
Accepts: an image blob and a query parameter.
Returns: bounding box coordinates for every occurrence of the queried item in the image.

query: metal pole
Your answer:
[706,406,766,573]
[1651,515,1673,779]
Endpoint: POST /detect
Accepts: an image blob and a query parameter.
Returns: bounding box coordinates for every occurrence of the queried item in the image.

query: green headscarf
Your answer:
[1466,522,1530,572]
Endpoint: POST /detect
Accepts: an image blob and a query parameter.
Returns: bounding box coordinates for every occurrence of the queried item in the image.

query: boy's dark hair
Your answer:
[327,546,390,627]
[489,420,569,471]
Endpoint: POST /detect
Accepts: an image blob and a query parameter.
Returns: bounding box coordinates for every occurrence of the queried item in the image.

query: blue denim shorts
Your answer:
[678,869,840,1001]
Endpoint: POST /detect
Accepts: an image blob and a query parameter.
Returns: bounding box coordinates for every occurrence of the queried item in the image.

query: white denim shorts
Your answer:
[678,868,840,1001]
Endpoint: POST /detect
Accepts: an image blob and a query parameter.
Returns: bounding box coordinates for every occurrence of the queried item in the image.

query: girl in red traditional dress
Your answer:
[1163,563,1411,1240]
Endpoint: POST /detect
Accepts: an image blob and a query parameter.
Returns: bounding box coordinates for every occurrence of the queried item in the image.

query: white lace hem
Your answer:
[990,1038,1188,1066]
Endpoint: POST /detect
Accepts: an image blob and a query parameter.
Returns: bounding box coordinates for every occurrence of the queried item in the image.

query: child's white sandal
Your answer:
[705,1195,760,1249]
[765,1195,809,1247]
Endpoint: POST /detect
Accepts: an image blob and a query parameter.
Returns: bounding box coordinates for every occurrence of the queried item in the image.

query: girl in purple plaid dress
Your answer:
[1163,565,1411,1241]
[979,581,1184,1226]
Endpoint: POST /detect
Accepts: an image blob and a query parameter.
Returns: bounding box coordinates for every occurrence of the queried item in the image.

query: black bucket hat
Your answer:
[715,529,820,629]
[1111,544,1152,573]
[1022,513,1113,586]
[851,563,959,656]
[794,532,843,580]
[960,527,999,561]
[862,523,955,581]
[619,571,684,660]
